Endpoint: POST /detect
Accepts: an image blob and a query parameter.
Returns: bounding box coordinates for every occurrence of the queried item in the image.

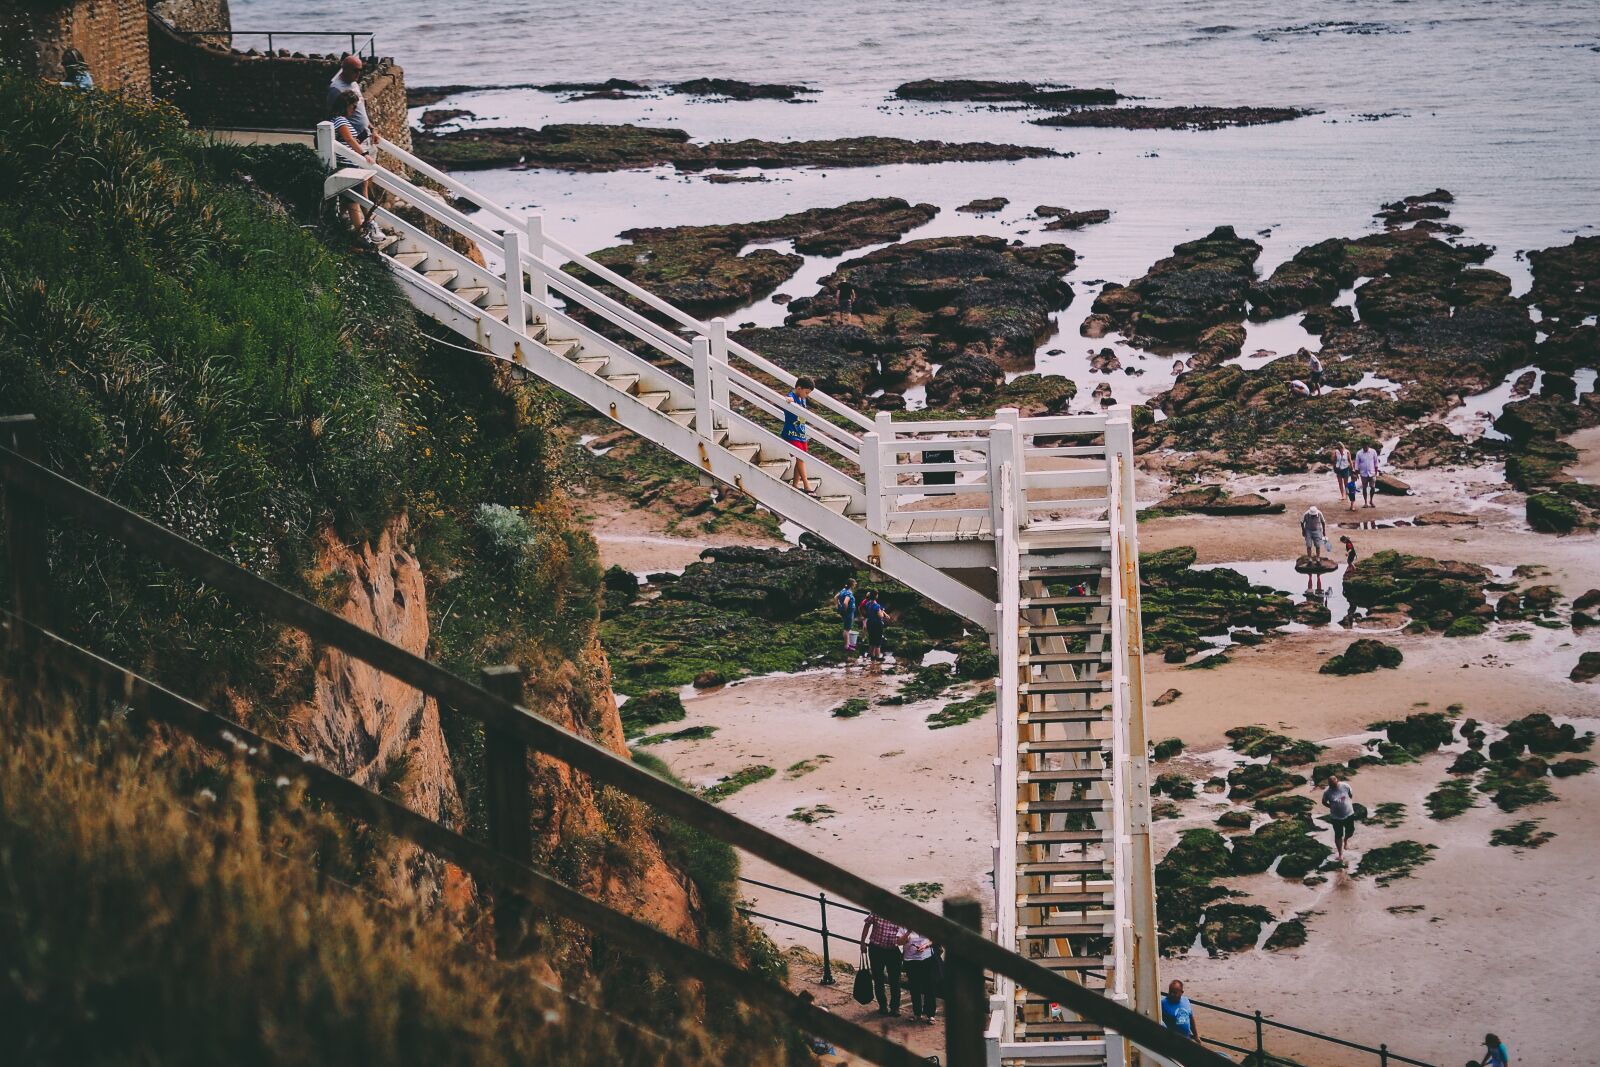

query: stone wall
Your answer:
[0,0,151,95]
[149,15,412,148]
[150,0,230,33]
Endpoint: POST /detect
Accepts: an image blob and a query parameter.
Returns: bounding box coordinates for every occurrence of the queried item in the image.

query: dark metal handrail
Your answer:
[1188,996,1435,1067]
[0,418,1230,1067]
[176,29,377,59]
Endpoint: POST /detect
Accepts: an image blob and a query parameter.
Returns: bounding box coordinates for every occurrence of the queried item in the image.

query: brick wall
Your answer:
[150,0,230,33]
[149,15,412,149]
[0,0,151,95]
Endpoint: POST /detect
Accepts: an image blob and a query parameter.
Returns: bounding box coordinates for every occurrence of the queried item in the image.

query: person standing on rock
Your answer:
[1356,442,1381,508]
[1331,442,1352,496]
[835,578,858,655]
[1308,352,1326,396]
[1301,505,1328,561]
[1322,774,1357,862]
[782,377,815,493]
[859,913,907,1016]
[1160,980,1200,1041]
[836,281,857,325]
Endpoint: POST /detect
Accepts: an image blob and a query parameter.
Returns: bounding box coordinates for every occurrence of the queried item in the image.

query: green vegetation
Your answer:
[1425,778,1476,819]
[899,882,944,903]
[1368,802,1407,829]
[1153,771,1198,800]
[879,663,955,704]
[1263,918,1308,951]
[784,755,832,779]
[1490,820,1554,850]
[1201,902,1275,955]
[787,805,838,824]
[1478,758,1554,812]
[1140,546,1294,662]
[831,698,870,719]
[636,725,719,746]
[621,689,688,736]
[1226,725,1324,765]
[1228,816,1331,879]
[702,764,777,803]
[1153,737,1185,761]
[1320,638,1403,675]
[1355,840,1436,886]
[926,690,996,729]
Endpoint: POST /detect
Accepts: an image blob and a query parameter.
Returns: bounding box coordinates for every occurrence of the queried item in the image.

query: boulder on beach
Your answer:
[1320,638,1404,675]
[956,196,1009,213]
[1150,484,1286,516]
[1568,652,1600,683]
[1413,511,1479,526]
[1375,474,1412,495]
[1295,555,1340,575]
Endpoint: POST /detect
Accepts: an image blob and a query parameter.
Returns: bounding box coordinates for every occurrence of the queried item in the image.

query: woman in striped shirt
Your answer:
[331,90,383,246]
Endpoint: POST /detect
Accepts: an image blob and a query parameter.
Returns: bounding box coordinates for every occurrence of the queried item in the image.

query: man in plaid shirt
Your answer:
[860,914,907,1015]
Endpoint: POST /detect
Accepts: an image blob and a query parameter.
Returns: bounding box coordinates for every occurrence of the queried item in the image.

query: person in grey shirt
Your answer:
[1322,774,1356,861]
[327,54,379,146]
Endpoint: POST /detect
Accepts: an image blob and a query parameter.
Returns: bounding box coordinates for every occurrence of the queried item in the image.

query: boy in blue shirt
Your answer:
[781,376,814,493]
[1161,980,1199,1041]
[835,579,858,654]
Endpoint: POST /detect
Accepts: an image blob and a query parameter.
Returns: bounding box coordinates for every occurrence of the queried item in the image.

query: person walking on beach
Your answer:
[1355,442,1381,508]
[835,578,858,654]
[860,913,907,1016]
[1344,469,1359,511]
[1161,980,1200,1041]
[782,376,814,493]
[1339,534,1358,569]
[1322,773,1357,862]
[860,590,891,662]
[1308,352,1326,396]
[1331,442,1352,495]
[899,930,939,1023]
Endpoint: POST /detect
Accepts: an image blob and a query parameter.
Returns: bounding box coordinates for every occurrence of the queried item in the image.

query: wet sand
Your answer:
[592,438,1599,1065]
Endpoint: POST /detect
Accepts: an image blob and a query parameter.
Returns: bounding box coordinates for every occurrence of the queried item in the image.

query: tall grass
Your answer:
[0,711,806,1066]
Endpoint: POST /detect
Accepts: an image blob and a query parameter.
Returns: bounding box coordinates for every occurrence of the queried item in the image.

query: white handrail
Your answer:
[723,378,862,463]
[722,337,876,433]
[541,231,710,335]
[375,138,527,234]
[527,256,695,362]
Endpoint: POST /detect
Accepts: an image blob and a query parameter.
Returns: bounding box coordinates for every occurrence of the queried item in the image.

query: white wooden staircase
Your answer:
[320,129,1160,1065]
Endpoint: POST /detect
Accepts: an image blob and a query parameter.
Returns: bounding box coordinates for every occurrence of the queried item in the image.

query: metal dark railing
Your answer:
[179,29,377,60]
[0,415,1230,1067]
[740,870,1439,1067]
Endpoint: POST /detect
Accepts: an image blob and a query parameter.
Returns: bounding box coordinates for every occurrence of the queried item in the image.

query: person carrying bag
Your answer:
[852,947,874,1005]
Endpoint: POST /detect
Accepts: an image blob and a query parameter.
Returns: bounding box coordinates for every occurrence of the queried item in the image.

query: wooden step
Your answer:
[604,374,639,393]
[1014,1022,1106,1040]
[818,495,852,515]
[1025,652,1110,666]
[1018,889,1114,907]
[665,409,696,427]
[1027,956,1111,972]
[1021,739,1107,754]
[544,338,580,358]
[1018,860,1110,877]
[392,251,428,269]
[1020,769,1108,785]
[1024,565,1108,581]
[1022,708,1109,725]
[1017,919,1114,938]
[1023,679,1110,695]
[451,285,488,304]
[422,268,459,286]
[726,443,760,463]
[1023,623,1106,637]
[758,459,793,478]
[483,304,508,321]
[1018,830,1105,846]
[375,233,401,252]
[1025,595,1108,608]
[574,357,609,375]
[1023,798,1104,814]
[635,390,670,411]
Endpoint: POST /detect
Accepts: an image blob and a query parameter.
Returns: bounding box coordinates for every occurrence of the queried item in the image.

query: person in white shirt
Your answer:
[898,930,939,1023]
[326,54,380,147]
[1355,444,1381,507]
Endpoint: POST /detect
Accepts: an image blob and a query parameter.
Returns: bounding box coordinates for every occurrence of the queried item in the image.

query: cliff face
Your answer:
[287,513,699,945]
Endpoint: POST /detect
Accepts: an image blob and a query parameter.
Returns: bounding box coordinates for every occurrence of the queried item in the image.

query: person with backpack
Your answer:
[834,578,858,655]
[860,590,891,662]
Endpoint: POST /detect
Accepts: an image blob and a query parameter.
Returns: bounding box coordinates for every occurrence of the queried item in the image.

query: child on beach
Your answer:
[782,377,815,493]
[1344,471,1359,511]
[1339,535,1357,568]
[835,578,858,654]
[860,590,890,662]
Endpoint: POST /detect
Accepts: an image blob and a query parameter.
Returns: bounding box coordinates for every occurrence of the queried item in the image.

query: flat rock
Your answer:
[1375,473,1412,495]
[1032,105,1312,131]
[894,79,1120,106]
[1153,688,1182,706]
[1572,651,1600,683]
[1295,555,1340,574]
[1413,510,1478,526]
[956,196,1009,213]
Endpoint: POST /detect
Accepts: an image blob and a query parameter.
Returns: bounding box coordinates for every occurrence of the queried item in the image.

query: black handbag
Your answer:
[852,949,874,1004]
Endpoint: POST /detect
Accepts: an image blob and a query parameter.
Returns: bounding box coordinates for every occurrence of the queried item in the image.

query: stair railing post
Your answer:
[994,407,1025,527]
[524,214,548,307]
[314,120,337,169]
[692,337,715,440]
[817,892,836,985]
[500,228,527,339]
[943,896,988,1067]
[707,318,730,416]
[985,424,1015,537]
[2,415,49,722]
[873,410,895,527]
[863,430,885,530]
[480,664,534,958]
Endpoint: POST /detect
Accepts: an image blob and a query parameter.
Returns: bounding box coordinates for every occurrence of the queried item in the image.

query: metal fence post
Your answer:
[1379,1044,1389,1067]
[1,415,48,723]
[944,896,987,1067]
[818,892,836,985]
[1254,1010,1265,1064]
[481,664,533,958]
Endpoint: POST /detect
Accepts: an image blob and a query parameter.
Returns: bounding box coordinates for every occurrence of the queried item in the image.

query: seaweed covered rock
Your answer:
[1227,763,1305,801]
[1157,828,1234,884]
[1035,205,1113,231]
[1092,226,1262,345]
[894,79,1120,105]
[1342,550,1491,629]
[582,198,938,314]
[1156,882,1235,955]
[1264,919,1308,951]
[1139,546,1294,661]
[1149,484,1285,516]
[1201,902,1275,955]
[1229,816,1332,878]
[1226,726,1324,765]
[662,546,857,620]
[789,236,1077,375]
[1320,638,1403,675]
[1371,711,1456,756]
[732,324,889,403]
